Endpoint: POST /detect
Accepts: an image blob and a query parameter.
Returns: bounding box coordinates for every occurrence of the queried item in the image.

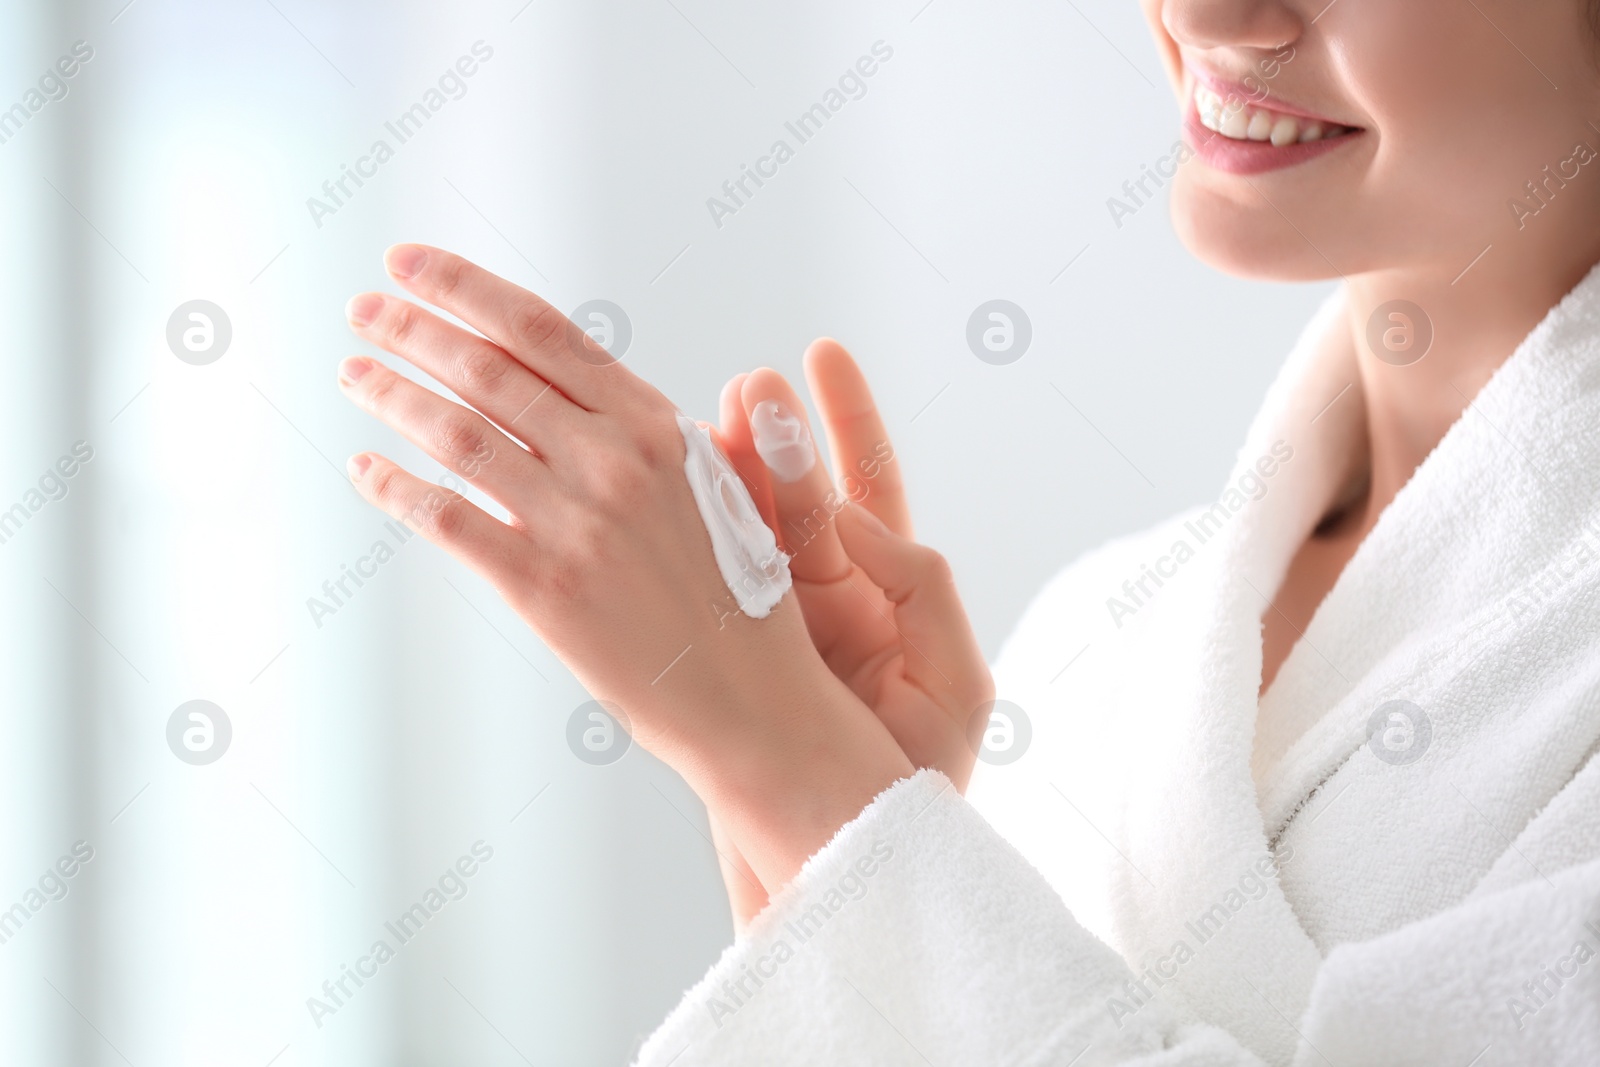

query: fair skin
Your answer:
[338,247,986,898]
[344,0,1600,927]
[1138,0,1600,690]
[705,350,992,921]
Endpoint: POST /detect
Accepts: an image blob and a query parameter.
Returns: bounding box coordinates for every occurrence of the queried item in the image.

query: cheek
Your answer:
[1344,38,1503,209]
[1335,2,1599,237]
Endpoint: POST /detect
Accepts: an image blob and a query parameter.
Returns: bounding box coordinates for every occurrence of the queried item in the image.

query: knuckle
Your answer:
[914,545,954,585]
[432,255,467,298]
[510,300,568,352]
[457,344,509,393]
[406,485,464,540]
[387,301,422,345]
[369,464,403,505]
[362,369,398,410]
[427,497,469,541]
[434,412,485,463]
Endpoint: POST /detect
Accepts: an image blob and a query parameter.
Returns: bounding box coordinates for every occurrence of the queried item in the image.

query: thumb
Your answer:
[835,502,990,713]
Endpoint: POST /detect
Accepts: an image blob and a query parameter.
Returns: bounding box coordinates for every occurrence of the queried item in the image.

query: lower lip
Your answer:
[1182,100,1361,176]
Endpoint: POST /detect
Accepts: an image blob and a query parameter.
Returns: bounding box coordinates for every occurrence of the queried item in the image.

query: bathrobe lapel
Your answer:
[1102,285,1348,1064]
[1255,273,1600,834]
[1107,262,1600,1064]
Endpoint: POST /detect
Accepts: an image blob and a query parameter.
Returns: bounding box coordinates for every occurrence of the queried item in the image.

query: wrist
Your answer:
[686,663,913,892]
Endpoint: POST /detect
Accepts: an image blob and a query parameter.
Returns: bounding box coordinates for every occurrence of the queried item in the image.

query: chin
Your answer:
[1168,172,1347,284]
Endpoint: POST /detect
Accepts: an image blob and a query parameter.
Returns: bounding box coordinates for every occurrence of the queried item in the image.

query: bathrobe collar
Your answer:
[1108,260,1600,1061]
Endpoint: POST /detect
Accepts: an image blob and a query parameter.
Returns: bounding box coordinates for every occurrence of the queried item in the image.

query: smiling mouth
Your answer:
[1182,75,1364,175]
[1192,82,1358,146]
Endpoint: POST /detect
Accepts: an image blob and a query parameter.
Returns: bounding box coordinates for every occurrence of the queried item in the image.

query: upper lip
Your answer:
[1187,65,1361,129]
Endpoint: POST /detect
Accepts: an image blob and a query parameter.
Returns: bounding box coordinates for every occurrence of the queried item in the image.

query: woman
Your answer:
[337,0,1600,1062]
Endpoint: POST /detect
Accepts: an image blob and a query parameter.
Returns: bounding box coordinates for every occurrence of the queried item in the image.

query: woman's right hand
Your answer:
[718,339,994,794]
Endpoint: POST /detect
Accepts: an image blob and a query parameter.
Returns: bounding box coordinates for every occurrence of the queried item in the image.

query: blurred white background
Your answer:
[0,0,1331,1063]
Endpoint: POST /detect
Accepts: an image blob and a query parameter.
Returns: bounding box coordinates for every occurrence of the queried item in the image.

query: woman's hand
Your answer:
[707,340,993,928]
[725,340,994,787]
[338,245,913,891]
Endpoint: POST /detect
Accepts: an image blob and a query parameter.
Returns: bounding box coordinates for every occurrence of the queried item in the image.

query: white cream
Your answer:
[749,400,816,483]
[676,413,791,618]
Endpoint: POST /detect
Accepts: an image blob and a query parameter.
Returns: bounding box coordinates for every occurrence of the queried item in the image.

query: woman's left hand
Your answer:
[338,244,913,891]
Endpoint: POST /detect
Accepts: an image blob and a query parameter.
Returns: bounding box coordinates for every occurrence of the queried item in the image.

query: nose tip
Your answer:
[1163,0,1303,51]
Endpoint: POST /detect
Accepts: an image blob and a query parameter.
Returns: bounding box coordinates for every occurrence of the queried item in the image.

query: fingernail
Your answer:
[850,502,889,536]
[386,245,427,280]
[346,293,383,328]
[347,454,372,480]
[750,400,816,483]
[338,357,372,385]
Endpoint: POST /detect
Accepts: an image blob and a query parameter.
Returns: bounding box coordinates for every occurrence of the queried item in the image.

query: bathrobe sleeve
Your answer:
[631,770,1600,1067]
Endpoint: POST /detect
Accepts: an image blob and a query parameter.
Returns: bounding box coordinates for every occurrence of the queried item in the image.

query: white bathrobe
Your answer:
[633,267,1600,1066]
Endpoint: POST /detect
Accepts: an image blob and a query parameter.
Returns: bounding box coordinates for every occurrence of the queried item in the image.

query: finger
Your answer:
[803,338,911,537]
[739,368,852,582]
[716,374,776,532]
[339,356,547,516]
[835,502,989,710]
[382,244,622,412]
[345,452,521,584]
[345,291,577,455]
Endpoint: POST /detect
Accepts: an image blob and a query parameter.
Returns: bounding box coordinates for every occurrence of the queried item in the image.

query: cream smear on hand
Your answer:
[675,413,791,618]
[749,400,816,483]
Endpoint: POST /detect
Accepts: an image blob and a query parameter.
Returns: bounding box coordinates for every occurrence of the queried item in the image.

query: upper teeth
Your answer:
[1193,83,1350,145]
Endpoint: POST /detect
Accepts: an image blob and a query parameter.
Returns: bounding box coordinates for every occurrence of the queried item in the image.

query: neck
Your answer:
[1335,230,1600,530]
